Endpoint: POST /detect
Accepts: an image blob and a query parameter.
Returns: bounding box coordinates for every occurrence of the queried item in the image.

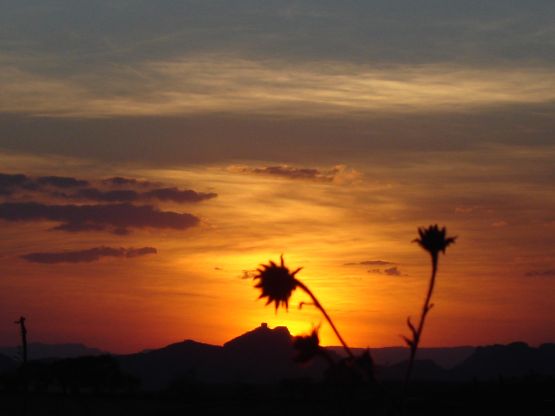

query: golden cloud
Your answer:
[1,55,555,118]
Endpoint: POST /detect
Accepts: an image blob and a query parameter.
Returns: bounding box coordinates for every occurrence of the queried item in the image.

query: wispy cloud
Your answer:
[383,266,402,277]
[2,57,555,118]
[345,260,394,266]
[22,246,157,264]
[229,164,359,184]
[369,266,404,277]
[525,269,555,277]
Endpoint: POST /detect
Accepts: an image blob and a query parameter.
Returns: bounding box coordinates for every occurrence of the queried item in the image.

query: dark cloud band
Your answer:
[526,269,555,277]
[236,165,339,182]
[22,246,157,264]
[0,202,199,234]
[345,260,394,266]
[0,173,217,204]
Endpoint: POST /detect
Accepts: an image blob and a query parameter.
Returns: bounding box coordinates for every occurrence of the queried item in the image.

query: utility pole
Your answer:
[14,316,27,364]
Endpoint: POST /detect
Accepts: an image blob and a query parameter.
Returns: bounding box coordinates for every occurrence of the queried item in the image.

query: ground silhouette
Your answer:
[0,324,553,415]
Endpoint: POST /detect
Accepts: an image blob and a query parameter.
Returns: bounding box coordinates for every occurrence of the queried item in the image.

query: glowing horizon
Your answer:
[0,1,553,354]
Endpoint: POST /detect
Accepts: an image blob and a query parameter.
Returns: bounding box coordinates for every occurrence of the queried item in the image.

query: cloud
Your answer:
[2,1,555,119]
[0,202,199,234]
[21,246,157,264]
[241,165,335,182]
[3,1,554,71]
[0,172,217,204]
[455,206,479,214]
[525,269,555,277]
[231,164,359,183]
[64,188,138,202]
[0,173,34,194]
[59,187,216,203]
[369,266,403,277]
[345,260,394,266]
[3,56,555,119]
[0,173,88,194]
[240,269,257,280]
[102,177,154,187]
[36,175,89,188]
[143,187,217,203]
[383,266,402,276]
[124,247,158,258]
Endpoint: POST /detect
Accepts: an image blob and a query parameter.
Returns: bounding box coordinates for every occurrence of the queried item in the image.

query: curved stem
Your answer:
[295,280,355,359]
[403,253,438,397]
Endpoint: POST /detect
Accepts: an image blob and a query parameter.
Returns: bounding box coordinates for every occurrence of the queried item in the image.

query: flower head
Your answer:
[253,255,301,310]
[414,225,456,257]
[293,328,322,363]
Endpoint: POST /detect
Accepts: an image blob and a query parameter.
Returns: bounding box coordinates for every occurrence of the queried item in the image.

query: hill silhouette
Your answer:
[1,325,553,391]
[0,342,104,360]
[117,323,331,390]
[328,345,475,369]
[452,342,555,380]
[115,325,555,389]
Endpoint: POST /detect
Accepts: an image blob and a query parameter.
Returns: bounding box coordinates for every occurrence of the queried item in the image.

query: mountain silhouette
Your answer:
[118,323,331,390]
[224,322,291,350]
[0,342,104,360]
[2,326,553,391]
[452,342,555,380]
[117,339,221,390]
[328,345,475,369]
[375,342,555,382]
[116,325,555,389]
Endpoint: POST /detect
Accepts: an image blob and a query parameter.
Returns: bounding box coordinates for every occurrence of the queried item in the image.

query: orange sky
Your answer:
[0,152,553,353]
[0,1,554,353]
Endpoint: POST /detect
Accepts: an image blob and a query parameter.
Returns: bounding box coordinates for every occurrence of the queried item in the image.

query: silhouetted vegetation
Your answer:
[1,225,554,415]
[402,225,456,400]
[253,255,376,387]
[250,227,460,413]
[254,256,357,356]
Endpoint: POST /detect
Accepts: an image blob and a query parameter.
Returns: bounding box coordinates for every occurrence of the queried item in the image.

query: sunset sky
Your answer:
[0,1,554,353]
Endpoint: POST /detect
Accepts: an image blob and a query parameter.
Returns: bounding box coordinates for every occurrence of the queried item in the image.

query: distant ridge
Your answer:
[117,323,329,389]
[452,342,555,380]
[115,325,555,389]
[328,345,476,369]
[2,326,553,390]
[0,342,105,360]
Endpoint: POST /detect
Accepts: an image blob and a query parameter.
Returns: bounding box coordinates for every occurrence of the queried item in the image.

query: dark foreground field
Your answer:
[1,379,553,416]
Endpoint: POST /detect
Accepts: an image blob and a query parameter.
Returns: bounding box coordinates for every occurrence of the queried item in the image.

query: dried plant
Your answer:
[402,225,456,396]
[254,255,354,359]
[292,327,335,365]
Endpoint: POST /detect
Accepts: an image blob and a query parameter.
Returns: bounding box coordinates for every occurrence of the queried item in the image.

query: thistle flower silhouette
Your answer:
[254,255,301,310]
[253,255,354,359]
[403,225,456,400]
[414,224,456,261]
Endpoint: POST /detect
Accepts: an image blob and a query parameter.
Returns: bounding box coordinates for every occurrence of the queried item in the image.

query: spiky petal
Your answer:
[253,255,301,311]
[413,225,456,257]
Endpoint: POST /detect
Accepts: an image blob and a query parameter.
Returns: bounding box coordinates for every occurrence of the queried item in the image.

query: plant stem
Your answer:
[403,253,438,395]
[295,280,355,359]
